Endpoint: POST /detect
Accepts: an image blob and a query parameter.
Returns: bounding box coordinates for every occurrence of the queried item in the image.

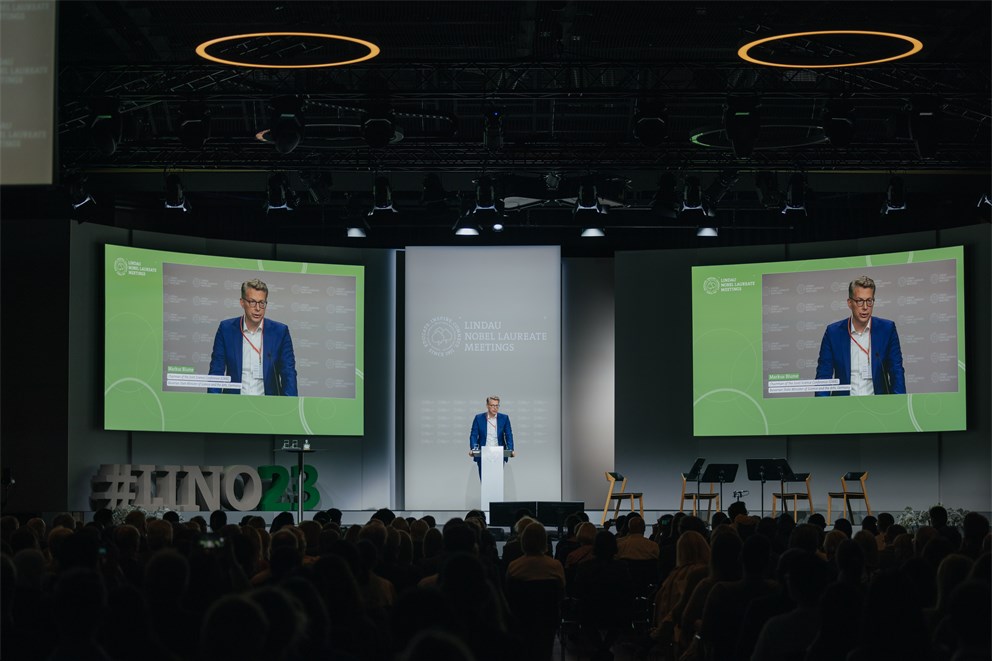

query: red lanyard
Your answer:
[241,317,263,357]
[847,320,870,359]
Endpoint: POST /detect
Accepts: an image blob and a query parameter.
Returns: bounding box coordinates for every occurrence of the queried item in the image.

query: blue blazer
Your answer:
[814,317,906,396]
[469,412,514,466]
[208,317,298,396]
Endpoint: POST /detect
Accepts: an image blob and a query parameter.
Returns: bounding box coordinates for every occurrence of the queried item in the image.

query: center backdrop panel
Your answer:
[405,246,562,511]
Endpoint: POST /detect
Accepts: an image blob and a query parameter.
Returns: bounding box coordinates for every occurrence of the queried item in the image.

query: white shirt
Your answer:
[240,317,265,396]
[485,414,498,446]
[849,319,874,396]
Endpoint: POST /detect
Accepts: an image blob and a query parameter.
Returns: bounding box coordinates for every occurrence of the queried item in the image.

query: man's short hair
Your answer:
[848,275,876,298]
[241,279,269,299]
[486,395,500,405]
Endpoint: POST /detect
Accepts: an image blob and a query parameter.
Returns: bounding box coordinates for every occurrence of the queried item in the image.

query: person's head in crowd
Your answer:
[676,530,710,568]
[933,553,973,613]
[465,509,487,527]
[512,509,534,532]
[740,532,771,578]
[592,530,619,561]
[270,544,303,581]
[297,520,321,555]
[161,510,179,524]
[627,514,647,537]
[422,515,437,529]
[947,580,992,656]
[10,526,41,554]
[92,508,114,529]
[359,519,388,553]
[249,586,308,659]
[876,511,894,533]
[785,551,831,607]
[47,526,74,564]
[371,507,396,526]
[188,515,207,533]
[247,515,266,529]
[0,515,19,543]
[962,512,991,556]
[442,519,478,556]
[861,515,878,535]
[574,510,590,523]
[852,529,880,571]
[311,510,330,526]
[13,548,47,590]
[145,518,173,552]
[520,521,548,556]
[835,538,865,584]
[51,512,75,531]
[318,526,340,556]
[679,515,707,538]
[113,524,140,558]
[929,505,949,528]
[123,510,146,534]
[711,512,730,530]
[391,516,411,533]
[575,522,597,547]
[270,511,295,534]
[727,500,748,521]
[402,628,475,661]
[654,514,675,542]
[438,552,505,629]
[892,533,915,566]
[564,513,583,540]
[913,525,938,556]
[833,518,853,538]
[25,517,47,547]
[788,523,820,554]
[422,527,444,560]
[271,528,301,553]
[208,509,227,533]
[920,535,954,570]
[256,528,271,562]
[199,593,269,661]
[883,523,907,546]
[410,518,429,543]
[57,528,102,571]
[326,508,343,526]
[733,515,758,540]
[807,513,826,531]
[143,549,189,606]
[709,527,743,581]
[395,529,414,566]
[756,516,777,542]
[823,529,847,561]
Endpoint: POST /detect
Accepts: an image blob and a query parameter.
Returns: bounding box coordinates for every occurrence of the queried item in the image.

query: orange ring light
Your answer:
[196,32,380,68]
[738,30,922,68]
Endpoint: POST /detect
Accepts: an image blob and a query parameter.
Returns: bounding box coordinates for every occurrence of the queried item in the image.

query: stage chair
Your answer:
[827,471,871,522]
[771,472,813,518]
[602,472,644,525]
[679,473,720,519]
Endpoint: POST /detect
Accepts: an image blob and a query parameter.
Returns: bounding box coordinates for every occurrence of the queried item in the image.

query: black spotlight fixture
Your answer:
[822,100,855,148]
[469,175,504,232]
[265,173,296,212]
[89,96,123,156]
[755,171,780,209]
[483,106,504,151]
[882,176,907,215]
[909,96,942,159]
[681,176,705,214]
[268,96,305,155]
[782,172,808,215]
[164,174,190,212]
[575,178,606,237]
[179,100,211,149]
[723,95,762,159]
[362,109,396,149]
[67,172,95,209]
[634,100,669,147]
[369,176,396,216]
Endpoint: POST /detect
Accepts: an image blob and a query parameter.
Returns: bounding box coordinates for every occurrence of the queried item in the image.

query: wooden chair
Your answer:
[679,474,720,519]
[827,471,871,522]
[771,472,813,518]
[602,472,643,525]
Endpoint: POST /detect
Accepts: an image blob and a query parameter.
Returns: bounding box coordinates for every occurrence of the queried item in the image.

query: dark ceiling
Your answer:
[50,1,992,253]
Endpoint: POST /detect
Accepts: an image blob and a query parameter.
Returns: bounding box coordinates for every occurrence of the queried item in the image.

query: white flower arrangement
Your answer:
[111,504,180,526]
[897,504,968,530]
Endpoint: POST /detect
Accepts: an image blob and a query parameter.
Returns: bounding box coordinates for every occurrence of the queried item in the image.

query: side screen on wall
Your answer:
[105,245,364,435]
[692,246,965,436]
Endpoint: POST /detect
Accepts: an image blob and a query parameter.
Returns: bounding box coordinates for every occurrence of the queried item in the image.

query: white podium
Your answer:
[472,446,513,513]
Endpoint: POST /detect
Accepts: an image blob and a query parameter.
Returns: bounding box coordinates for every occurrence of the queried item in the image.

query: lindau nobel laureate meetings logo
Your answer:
[422,316,461,357]
[114,257,128,277]
[703,277,721,295]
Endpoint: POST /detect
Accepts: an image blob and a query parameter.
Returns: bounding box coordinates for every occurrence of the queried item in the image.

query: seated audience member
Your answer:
[507,521,565,588]
[501,514,536,571]
[143,549,199,659]
[805,573,865,661]
[48,568,111,660]
[750,550,831,661]
[571,531,635,660]
[929,505,963,550]
[833,517,854,539]
[564,521,598,573]
[616,514,660,561]
[940,580,992,661]
[846,570,933,661]
[734,548,806,660]
[679,527,742,653]
[199,593,269,661]
[822,528,847,563]
[145,518,173,553]
[961,512,991,559]
[553,513,584,564]
[925,553,974,646]
[249,586,310,660]
[440,552,520,661]
[651,529,710,642]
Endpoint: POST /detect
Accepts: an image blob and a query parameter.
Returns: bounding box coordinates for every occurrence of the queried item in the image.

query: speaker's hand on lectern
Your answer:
[511,451,516,457]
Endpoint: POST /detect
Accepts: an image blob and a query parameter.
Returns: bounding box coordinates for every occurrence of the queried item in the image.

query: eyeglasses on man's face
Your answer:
[849,298,875,308]
[242,298,268,309]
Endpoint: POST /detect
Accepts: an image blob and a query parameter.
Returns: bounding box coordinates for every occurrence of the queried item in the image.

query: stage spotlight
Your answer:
[369,176,396,215]
[265,173,296,212]
[453,214,482,236]
[782,172,807,215]
[822,100,855,147]
[268,96,305,155]
[681,176,704,213]
[909,96,941,159]
[468,175,505,231]
[882,176,907,215]
[696,226,718,237]
[89,97,122,156]
[755,171,780,208]
[346,217,369,238]
[574,178,605,237]
[164,174,190,212]
[179,101,211,149]
[634,101,669,147]
[723,95,761,159]
[67,172,95,209]
[483,106,504,151]
[363,110,395,149]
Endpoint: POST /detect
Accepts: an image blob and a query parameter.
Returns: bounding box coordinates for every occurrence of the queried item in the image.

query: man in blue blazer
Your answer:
[468,395,515,476]
[208,278,298,396]
[814,275,905,396]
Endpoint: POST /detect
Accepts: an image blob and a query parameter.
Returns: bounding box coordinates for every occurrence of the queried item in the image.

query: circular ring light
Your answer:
[738,30,922,69]
[196,32,380,69]
[690,125,828,150]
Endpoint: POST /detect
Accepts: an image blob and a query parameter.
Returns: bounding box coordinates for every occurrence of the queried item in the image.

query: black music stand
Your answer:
[746,458,791,518]
[699,463,738,515]
[685,457,706,498]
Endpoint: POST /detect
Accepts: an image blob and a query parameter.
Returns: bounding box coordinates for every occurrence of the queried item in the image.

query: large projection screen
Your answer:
[405,246,562,511]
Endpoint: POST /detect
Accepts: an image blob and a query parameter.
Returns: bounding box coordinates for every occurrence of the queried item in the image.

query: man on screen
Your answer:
[208,278,298,396]
[469,395,515,476]
[814,275,905,396]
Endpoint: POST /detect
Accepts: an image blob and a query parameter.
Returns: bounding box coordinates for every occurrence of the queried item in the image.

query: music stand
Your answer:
[685,457,706,500]
[746,458,791,518]
[699,463,738,514]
